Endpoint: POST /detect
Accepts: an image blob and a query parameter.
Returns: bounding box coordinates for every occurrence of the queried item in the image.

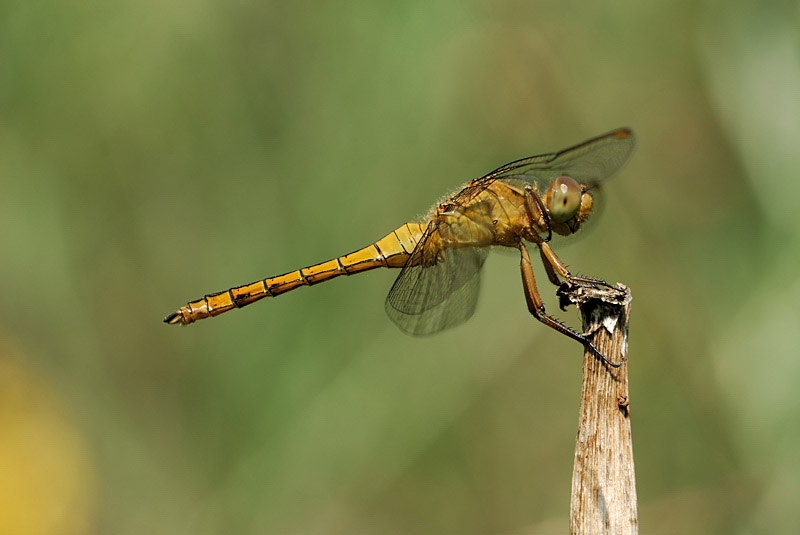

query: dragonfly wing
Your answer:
[479,128,635,191]
[385,225,489,336]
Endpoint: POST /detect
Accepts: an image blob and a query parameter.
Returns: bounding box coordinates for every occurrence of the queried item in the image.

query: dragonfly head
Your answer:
[546,176,594,235]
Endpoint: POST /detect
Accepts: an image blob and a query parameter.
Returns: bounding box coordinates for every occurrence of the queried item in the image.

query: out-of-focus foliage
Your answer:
[1,0,798,533]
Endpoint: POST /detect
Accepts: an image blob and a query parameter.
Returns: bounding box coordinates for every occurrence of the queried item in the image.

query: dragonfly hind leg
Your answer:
[518,243,620,368]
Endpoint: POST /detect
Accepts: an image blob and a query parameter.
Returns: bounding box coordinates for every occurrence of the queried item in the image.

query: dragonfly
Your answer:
[165,128,634,364]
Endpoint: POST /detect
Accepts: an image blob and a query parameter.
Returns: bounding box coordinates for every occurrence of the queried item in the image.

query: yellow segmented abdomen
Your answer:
[163,223,426,325]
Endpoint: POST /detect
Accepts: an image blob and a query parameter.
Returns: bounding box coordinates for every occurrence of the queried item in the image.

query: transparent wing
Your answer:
[385,223,489,336]
[472,127,635,193]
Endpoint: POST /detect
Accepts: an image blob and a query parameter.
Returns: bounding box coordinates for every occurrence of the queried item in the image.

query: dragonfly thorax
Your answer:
[435,203,496,248]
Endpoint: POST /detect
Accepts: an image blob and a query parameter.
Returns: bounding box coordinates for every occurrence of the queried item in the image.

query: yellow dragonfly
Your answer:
[165,128,634,363]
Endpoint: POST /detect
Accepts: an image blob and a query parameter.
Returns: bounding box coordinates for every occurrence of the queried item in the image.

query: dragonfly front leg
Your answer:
[539,246,560,286]
[518,242,619,367]
[523,185,552,242]
[538,241,616,290]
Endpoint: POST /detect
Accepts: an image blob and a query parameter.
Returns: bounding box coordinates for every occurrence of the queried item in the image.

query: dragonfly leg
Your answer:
[538,241,616,290]
[523,185,552,242]
[538,246,561,286]
[519,243,620,367]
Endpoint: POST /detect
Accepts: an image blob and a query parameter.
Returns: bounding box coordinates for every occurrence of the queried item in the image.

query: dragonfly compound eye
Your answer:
[549,176,582,223]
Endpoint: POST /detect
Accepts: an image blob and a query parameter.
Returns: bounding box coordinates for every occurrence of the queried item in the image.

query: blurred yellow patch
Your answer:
[0,344,96,534]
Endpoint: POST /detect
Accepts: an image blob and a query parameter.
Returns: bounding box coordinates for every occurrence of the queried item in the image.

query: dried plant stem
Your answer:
[559,282,637,535]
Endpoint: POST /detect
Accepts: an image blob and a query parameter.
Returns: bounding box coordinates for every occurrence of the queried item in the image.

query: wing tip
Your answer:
[613,127,633,139]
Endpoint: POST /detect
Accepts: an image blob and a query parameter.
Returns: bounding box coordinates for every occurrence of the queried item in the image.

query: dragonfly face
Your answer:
[540,175,594,235]
[547,176,585,223]
[165,128,634,363]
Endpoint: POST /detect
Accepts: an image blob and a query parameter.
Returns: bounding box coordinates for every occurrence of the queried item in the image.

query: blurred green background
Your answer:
[1,0,799,533]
